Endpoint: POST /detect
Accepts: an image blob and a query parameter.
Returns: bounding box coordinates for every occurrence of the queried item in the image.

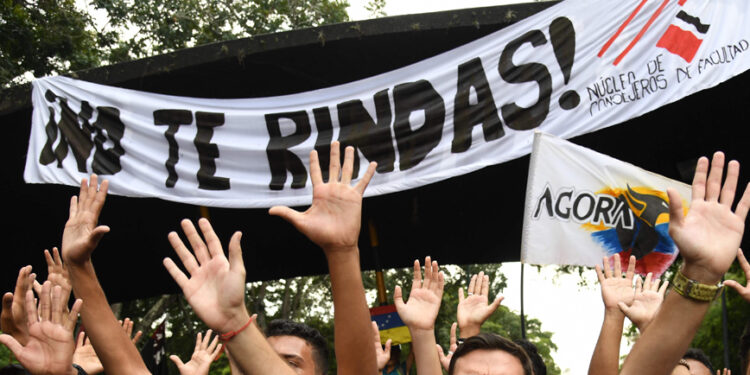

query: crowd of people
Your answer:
[0,142,749,375]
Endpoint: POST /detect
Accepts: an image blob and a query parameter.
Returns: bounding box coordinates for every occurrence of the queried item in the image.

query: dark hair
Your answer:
[448,333,534,375]
[514,338,546,375]
[0,365,31,375]
[266,319,329,375]
[683,348,713,373]
[740,320,750,374]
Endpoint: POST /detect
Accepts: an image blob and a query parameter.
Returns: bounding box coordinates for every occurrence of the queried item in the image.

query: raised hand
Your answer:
[0,282,82,375]
[667,152,750,284]
[618,273,668,332]
[170,330,223,375]
[595,254,636,311]
[163,218,248,334]
[717,368,731,375]
[371,321,392,371]
[436,322,458,371]
[73,332,104,375]
[61,175,110,265]
[269,141,377,253]
[1,266,34,346]
[456,271,503,337]
[119,318,143,345]
[394,257,445,331]
[724,249,750,302]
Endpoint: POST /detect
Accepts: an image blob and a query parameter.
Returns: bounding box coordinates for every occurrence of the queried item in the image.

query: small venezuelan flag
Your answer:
[370,305,411,345]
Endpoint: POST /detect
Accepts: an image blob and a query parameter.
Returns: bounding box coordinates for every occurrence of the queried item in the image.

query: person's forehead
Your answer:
[268,335,314,358]
[453,349,525,375]
[684,358,712,375]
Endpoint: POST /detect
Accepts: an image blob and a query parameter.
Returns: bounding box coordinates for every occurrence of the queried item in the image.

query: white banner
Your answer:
[521,133,692,276]
[25,0,750,208]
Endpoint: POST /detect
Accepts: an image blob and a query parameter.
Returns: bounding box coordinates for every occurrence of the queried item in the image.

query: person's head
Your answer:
[514,338,546,375]
[266,319,329,375]
[0,365,30,375]
[682,348,713,375]
[448,333,534,375]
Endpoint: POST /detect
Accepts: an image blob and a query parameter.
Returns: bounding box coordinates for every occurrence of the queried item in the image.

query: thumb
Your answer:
[394,286,405,309]
[384,339,392,353]
[436,343,446,360]
[617,301,632,316]
[724,280,744,293]
[0,334,23,356]
[666,189,685,227]
[268,206,304,226]
[488,296,504,312]
[2,292,12,311]
[91,225,111,246]
[169,355,185,368]
[228,231,245,274]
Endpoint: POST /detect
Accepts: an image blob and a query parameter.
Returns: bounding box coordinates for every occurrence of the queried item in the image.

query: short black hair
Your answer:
[514,338,546,375]
[683,348,713,373]
[266,319,329,375]
[448,333,534,375]
[740,320,750,374]
[0,365,31,375]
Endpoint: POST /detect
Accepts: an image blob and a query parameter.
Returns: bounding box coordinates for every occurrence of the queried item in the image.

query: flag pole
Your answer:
[520,262,527,339]
[369,220,388,306]
[721,276,730,367]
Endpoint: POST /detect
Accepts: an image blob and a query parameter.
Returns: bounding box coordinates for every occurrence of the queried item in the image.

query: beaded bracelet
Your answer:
[220,315,256,341]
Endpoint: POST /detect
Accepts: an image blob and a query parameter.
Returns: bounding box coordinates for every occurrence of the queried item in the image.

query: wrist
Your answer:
[220,308,251,335]
[458,324,480,338]
[680,263,723,285]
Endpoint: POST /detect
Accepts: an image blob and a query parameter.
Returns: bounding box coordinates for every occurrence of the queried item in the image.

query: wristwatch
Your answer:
[672,270,723,302]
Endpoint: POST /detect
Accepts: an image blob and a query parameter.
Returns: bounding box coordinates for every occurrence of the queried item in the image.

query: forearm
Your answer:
[68,262,150,375]
[620,273,713,375]
[588,309,625,375]
[459,324,480,338]
[224,315,296,375]
[409,329,442,375]
[326,249,378,375]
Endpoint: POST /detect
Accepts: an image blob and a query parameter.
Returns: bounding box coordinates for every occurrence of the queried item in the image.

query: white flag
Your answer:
[521,133,691,276]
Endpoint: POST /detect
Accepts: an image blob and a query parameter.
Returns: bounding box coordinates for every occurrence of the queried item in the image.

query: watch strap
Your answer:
[672,270,723,302]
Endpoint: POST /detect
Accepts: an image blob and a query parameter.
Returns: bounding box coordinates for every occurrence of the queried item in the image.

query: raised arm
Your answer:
[394,257,444,375]
[269,141,378,375]
[618,273,668,333]
[169,330,223,375]
[621,152,750,375]
[0,281,82,375]
[588,253,635,375]
[456,271,504,338]
[163,219,294,375]
[61,175,151,375]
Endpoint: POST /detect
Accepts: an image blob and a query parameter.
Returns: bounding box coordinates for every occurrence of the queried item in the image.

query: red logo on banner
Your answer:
[656,25,703,63]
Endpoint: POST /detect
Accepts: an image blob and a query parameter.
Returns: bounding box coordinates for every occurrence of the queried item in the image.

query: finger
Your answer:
[371,321,380,341]
[384,339,391,354]
[198,218,225,259]
[737,249,750,279]
[309,150,323,186]
[468,274,477,295]
[25,289,37,325]
[595,265,605,284]
[132,331,143,345]
[658,280,669,296]
[473,272,484,295]
[692,156,709,201]
[268,206,305,228]
[167,231,199,275]
[437,344,447,362]
[182,219,210,265]
[77,331,85,348]
[163,257,190,290]
[87,174,99,208]
[0,334,23,357]
[90,225,110,247]
[13,266,30,299]
[644,273,653,291]
[354,161,378,195]
[613,253,622,278]
[44,249,55,269]
[412,260,422,289]
[329,141,341,182]
[626,256,636,281]
[458,288,465,303]
[2,292,12,314]
[651,279,661,292]
[341,146,355,185]
[724,280,745,294]
[437,271,445,295]
[720,160,740,206]
[602,256,612,279]
[705,152,725,202]
[169,355,185,368]
[667,188,685,227]
[195,332,203,352]
[207,331,220,353]
[52,247,63,268]
[211,343,223,358]
[488,296,504,312]
[91,179,109,220]
[394,286,405,309]
[228,232,245,275]
[69,196,78,219]
[32,280,42,295]
[78,178,89,209]
[51,286,62,325]
[481,274,489,297]
[450,322,457,348]
[737,184,750,221]
[39,281,52,322]
[203,329,213,349]
[423,257,433,290]
[617,301,631,316]
[635,276,643,292]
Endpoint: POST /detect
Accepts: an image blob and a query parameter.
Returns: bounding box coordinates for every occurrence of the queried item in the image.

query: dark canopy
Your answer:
[1,1,748,302]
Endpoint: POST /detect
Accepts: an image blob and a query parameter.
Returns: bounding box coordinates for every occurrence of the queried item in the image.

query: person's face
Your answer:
[452,349,524,375]
[683,359,712,375]
[268,335,318,375]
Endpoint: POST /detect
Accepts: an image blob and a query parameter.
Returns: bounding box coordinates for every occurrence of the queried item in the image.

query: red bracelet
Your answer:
[220,315,255,341]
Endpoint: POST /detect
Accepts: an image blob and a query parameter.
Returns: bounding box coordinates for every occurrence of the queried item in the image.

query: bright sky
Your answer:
[346,1,634,374]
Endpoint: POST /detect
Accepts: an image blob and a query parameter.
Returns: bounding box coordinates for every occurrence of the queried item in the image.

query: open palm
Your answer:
[395,257,444,331]
[457,272,503,332]
[61,175,110,265]
[596,253,636,309]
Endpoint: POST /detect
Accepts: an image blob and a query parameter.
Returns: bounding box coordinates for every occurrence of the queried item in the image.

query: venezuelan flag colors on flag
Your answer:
[370,305,411,345]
